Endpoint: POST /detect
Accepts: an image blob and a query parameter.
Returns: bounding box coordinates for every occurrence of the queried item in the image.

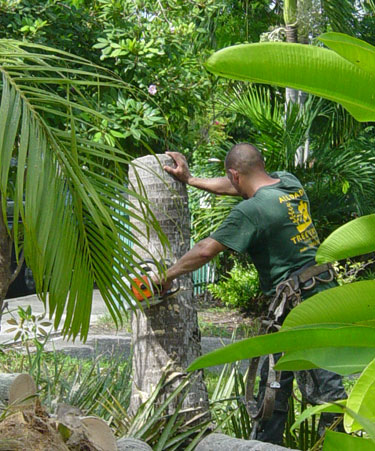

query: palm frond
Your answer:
[321,0,357,35]
[297,141,375,237]
[220,84,320,171]
[0,39,169,339]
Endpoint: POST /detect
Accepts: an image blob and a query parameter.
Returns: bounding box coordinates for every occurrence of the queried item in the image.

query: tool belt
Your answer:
[244,262,336,432]
[267,262,335,327]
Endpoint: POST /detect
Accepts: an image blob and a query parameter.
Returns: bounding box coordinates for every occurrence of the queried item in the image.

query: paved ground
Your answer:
[0,291,247,373]
[0,289,109,344]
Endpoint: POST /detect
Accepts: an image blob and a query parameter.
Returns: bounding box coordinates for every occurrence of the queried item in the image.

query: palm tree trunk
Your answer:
[285,23,299,105]
[284,0,310,167]
[128,154,209,417]
[284,0,299,106]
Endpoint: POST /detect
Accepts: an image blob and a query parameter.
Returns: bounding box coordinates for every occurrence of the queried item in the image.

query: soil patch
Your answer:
[0,404,68,451]
[89,298,260,338]
[198,309,258,337]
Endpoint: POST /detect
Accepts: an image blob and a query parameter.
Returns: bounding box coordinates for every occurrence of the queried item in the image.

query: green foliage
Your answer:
[222,85,320,171]
[207,257,262,313]
[344,357,375,432]
[5,305,51,343]
[323,430,375,450]
[208,362,252,439]
[89,0,235,153]
[285,393,320,450]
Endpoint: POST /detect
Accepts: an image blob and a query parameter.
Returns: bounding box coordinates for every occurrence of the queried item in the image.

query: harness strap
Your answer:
[298,263,333,284]
[245,354,281,421]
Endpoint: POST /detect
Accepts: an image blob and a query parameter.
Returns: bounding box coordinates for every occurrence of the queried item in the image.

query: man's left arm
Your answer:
[157,238,226,293]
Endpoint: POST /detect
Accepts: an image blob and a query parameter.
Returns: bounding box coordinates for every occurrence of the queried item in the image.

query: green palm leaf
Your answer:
[0,40,168,339]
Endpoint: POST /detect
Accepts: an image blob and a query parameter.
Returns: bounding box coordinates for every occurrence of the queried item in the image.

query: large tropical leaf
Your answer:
[319,32,375,74]
[275,346,375,375]
[0,40,168,339]
[344,357,375,433]
[273,281,375,374]
[316,215,375,264]
[205,39,375,122]
[323,430,375,451]
[282,281,375,329]
[187,324,375,372]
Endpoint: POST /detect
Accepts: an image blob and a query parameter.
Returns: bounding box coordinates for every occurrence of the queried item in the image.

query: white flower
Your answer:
[148,84,157,95]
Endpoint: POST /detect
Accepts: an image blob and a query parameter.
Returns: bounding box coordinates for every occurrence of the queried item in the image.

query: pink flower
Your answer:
[148,84,157,95]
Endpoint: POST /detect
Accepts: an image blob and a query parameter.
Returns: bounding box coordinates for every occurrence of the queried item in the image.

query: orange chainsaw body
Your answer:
[132,275,153,301]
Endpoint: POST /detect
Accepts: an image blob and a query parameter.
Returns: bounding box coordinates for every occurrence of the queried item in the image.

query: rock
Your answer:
[196,433,298,450]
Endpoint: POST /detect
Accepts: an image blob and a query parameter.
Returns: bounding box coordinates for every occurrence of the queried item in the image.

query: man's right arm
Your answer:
[164,151,239,196]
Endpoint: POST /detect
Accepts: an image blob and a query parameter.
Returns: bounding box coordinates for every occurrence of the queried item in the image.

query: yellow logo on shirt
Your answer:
[283,195,320,252]
[279,188,304,204]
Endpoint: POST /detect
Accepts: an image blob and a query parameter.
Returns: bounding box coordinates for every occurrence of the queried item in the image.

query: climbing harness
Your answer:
[122,259,180,310]
[243,262,335,435]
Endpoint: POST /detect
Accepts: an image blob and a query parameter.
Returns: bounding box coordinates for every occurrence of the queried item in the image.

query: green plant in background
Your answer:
[208,361,252,439]
[207,257,262,314]
[4,305,51,385]
[0,349,132,420]
[99,367,214,450]
[5,305,51,343]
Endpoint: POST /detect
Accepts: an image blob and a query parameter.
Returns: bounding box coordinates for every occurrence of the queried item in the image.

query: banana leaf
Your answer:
[205,38,375,122]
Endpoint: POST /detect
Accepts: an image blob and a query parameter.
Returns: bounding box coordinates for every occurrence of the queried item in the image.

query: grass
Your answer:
[94,311,131,332]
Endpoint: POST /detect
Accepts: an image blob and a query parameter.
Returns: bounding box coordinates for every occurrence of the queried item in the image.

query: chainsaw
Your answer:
[122,259,180,310]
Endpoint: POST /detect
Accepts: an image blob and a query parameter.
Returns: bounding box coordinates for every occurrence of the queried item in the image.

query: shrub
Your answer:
[208,258,265,314]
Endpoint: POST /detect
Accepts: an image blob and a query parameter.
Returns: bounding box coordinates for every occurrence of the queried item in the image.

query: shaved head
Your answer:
[225,143,265,174]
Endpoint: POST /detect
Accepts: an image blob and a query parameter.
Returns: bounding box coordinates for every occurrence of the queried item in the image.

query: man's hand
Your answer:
[164,151,239,196]
[151,273,173,297]
[164,151,192,184]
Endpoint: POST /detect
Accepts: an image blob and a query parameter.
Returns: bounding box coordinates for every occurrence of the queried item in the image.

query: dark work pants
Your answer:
[255,354,347,445]
[256,279,347,445]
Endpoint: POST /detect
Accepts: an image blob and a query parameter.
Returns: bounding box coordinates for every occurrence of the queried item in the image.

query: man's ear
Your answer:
[228,168,239,182]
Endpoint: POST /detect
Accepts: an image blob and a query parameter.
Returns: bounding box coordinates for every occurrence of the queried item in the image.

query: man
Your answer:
[158,143,346,445]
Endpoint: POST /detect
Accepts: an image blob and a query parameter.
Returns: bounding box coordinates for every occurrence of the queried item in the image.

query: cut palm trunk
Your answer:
[80,417,117,451]
[117,437,152,451]
[128,154,209,418]
[0,373,36,407]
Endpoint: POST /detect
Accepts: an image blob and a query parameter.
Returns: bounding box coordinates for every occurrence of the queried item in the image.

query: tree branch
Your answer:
[9,251,24,286]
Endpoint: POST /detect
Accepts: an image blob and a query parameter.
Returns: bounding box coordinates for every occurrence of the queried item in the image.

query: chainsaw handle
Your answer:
[162,278,180,299]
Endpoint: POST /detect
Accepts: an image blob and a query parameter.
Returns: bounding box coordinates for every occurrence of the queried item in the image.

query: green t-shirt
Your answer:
[211,171,319,295]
